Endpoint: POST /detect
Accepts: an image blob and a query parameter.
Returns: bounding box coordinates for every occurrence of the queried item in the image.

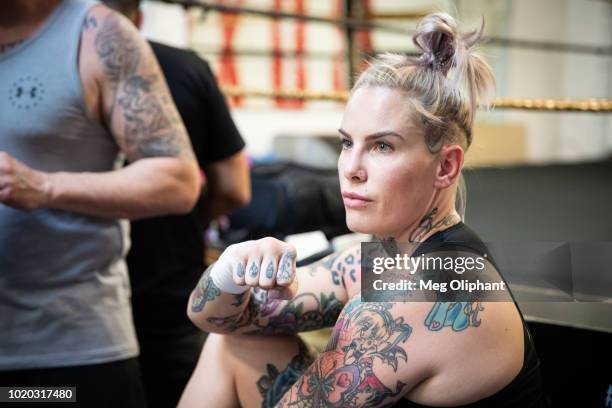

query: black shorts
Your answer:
[136,325,207,408]
[0,358,146,408]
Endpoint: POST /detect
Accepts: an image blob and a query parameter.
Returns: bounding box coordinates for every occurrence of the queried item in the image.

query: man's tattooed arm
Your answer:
[188,247,360,335]
[275,297,429,407]
[91,9,195,161]
[36,6,200,219]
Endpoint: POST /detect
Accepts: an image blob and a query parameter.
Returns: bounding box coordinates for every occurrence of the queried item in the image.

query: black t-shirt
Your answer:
[128,41,245,329]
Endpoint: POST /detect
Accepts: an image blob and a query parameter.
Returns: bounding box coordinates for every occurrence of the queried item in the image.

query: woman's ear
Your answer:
[434,145,464,189]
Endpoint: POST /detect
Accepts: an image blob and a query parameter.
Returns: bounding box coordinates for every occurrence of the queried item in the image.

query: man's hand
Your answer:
[0,152,49,210]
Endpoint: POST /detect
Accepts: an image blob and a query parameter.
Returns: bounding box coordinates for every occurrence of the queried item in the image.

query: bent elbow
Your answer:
[226,186,251,213]
[187,308,205,332]
[170,161,202,214]
[187,310,229,335]
[236,184,251,208]
[187,301,213,333]
[175,188,199,214]
[223,182,252,213]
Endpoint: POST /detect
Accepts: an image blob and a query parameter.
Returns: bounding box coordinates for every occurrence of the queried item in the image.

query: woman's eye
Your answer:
[341,138,353,149]
[375,142,393,153]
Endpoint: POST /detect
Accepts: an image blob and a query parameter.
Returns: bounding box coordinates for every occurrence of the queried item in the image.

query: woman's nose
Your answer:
[342,153,367,182]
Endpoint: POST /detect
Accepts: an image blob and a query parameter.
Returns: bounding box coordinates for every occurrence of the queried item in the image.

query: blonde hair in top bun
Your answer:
[354,12,495,153]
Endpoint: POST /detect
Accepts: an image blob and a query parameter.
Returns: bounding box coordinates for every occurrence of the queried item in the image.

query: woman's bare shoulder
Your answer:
[401,300,526,405]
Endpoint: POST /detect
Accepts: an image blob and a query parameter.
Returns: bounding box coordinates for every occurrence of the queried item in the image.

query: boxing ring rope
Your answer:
[166,0,612,56]
[221,86,612,112]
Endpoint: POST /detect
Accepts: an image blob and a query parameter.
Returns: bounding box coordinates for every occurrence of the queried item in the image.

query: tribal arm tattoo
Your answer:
[276,297,415,407]
[90,9,195,161]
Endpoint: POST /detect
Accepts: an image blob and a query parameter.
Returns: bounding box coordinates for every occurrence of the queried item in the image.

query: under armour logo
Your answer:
[8,75,45,109]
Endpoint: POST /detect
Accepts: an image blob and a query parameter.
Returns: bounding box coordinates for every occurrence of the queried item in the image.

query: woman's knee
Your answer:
[219,334,309,364]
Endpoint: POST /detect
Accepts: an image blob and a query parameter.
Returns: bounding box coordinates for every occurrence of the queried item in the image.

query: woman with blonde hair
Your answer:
[180,12,543,408]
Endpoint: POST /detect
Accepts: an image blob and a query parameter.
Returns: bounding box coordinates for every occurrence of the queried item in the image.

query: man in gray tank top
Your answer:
[0,0,201,405]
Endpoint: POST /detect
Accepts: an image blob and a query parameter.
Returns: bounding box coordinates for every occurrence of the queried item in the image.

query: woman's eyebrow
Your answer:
[338,128,352,139]
[338,128,405,141]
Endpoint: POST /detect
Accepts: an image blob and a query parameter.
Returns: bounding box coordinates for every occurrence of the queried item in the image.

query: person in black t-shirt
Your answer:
[102,1,250,407]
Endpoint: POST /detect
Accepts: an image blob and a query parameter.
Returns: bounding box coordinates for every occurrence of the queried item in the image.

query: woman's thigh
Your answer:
[179,333,315,408]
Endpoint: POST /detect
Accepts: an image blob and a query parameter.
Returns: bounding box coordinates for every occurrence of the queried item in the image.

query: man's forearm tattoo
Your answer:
[425,301,484,332]
[191,265,221,313]
[283,299,412,407]
[94,14,194,160]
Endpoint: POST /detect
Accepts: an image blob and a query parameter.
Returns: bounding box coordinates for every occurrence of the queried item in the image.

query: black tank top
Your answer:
[399,222,544,408]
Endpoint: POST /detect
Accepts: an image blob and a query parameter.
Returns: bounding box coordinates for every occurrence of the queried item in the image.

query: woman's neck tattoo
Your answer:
[409,207,459,243]
[378,208,459,247]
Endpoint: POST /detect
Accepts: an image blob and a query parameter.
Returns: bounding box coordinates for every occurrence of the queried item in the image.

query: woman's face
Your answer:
[338,86,439,238]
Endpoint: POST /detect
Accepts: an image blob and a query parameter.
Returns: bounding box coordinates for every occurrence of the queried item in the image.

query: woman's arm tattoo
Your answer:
[191,265,221,313]
[279,298,413,407]
[424,301,484,332]
[206,291,344,335]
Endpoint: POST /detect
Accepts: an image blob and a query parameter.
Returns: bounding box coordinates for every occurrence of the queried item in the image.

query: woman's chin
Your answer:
[346,218,381,236]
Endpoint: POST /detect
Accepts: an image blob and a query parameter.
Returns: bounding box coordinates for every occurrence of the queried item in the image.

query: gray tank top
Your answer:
[0,0,138,369]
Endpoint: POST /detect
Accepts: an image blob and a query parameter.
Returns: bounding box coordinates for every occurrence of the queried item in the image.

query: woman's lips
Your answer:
[342,192,372,208]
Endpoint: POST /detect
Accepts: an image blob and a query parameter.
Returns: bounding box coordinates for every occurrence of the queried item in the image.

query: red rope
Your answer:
[219,0,242,106]
[332,0,345,92]
[356,0,373,73]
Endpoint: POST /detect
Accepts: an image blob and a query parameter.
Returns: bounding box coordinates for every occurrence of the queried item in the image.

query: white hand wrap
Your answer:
[209,259,249,294]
